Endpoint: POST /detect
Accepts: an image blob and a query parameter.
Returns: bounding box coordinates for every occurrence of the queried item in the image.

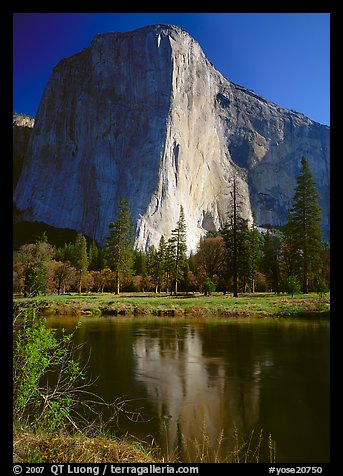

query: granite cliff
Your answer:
[13,113,34,189]
[14,25,330,250]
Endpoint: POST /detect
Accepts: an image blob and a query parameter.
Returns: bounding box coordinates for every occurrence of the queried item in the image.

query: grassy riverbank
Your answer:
[13,424,276,463]
[14,291,330,318]
[13,426,162,463]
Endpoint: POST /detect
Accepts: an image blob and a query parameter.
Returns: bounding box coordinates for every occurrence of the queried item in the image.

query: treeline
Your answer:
[13,157,330,297]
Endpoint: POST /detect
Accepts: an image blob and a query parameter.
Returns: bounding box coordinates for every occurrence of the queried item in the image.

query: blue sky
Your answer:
[13,13,330,125]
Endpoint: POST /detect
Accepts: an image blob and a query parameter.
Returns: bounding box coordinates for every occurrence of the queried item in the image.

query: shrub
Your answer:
[13,301,85,432]
[286,275,301,297]
[315,278,329,297]
[13,301,141,435]
[203,277,216,295]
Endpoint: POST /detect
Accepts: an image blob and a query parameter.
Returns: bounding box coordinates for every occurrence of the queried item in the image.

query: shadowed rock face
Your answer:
[13,113,34,189]
[14,24,330,250]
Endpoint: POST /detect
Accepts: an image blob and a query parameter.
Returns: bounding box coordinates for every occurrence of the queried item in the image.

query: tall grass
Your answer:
[161,419,276,463]
[14,424,276,463]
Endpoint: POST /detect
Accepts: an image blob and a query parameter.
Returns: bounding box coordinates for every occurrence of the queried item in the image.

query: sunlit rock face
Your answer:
[14,25,330,250]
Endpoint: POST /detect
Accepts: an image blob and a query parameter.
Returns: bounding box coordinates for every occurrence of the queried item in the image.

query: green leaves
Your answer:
[13,303,85,431]
[286,275,301,297]
[203,277,216,295]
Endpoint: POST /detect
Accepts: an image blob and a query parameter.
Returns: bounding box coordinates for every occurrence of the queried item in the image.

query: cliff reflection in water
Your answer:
[46,316,330,462]
[132,324,262,456]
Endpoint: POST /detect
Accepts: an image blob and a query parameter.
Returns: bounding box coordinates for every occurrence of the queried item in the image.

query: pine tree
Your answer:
[133,250,147,277]
[146,246,157,291]
[164,239,174,294]
[238,219,252,293]
[285,156,323,293]
[249,212,261,293]
[169,206,187,294]
[224,218,256,294]
[223,178,241,296]
[73,234,88,294]
[55,242,75,263]
[232,178,238,297]
[157,235,168,293]
[262,229,283,293]
[105,199,134,294]
[88,240,100,271]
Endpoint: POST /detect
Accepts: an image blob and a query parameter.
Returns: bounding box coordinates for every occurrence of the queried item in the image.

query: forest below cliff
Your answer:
[13,158,329,297]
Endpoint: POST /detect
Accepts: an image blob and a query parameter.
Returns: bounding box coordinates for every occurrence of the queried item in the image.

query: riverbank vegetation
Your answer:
[13,428,161,463]
[14,425,276,463]
[14,291,330,318]
[13,302,277,463]
[13,301,159,462]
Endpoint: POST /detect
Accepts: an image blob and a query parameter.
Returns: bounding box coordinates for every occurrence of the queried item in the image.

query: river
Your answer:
[46,315,330,463]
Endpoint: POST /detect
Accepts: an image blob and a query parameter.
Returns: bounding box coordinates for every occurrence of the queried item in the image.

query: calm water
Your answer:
[46,315,330,463]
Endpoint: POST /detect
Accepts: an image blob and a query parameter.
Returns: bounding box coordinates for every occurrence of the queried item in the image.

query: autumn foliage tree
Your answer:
[14,234,54,296]
[195,236,226,282]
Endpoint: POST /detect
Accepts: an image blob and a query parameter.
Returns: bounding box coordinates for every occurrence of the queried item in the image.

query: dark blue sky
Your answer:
[13,13,330,125]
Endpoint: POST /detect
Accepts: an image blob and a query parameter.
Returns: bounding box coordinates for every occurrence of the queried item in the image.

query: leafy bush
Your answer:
[286,275,301,297]
[13,301,141,436]
[13,301,85,432]
[315,278,329,297]
[203,277,216,295]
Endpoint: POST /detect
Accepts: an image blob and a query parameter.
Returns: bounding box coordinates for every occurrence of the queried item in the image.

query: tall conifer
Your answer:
[105,199,134,294]
[169,206,187,294]
[285,156,322,293]
[73,234,88,294]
